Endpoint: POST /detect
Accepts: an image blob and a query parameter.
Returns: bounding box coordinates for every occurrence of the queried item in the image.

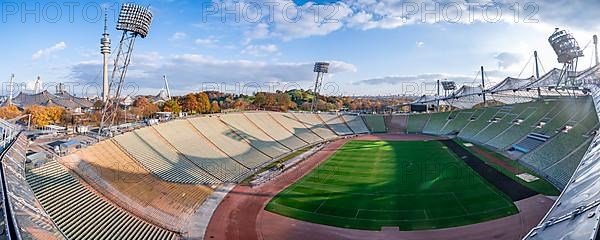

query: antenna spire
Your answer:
[103,8,108,35]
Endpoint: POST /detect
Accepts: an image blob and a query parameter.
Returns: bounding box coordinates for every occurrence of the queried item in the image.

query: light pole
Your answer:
[311,62,330,112]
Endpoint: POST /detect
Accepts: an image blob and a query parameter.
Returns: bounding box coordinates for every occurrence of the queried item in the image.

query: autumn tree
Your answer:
[25,105,65,127]
[275,92,293,111]
[0,105,22,119]
[182,93,198,113]
[233,98,248,110]
[197,92,211,113]
[265,94,276,109]
[162,99,181,114]
[253,92,266,108]
[93,100,104,110]
[131,97,158,118]
[210,100,221,113]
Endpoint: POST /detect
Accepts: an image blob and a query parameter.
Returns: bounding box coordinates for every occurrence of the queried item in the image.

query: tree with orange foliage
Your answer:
[0,105,22,120]
[25,105,65,127]
[131,97,158,119]
[182,93,199,113]
[210,100,220,113]
[197,92,211,113]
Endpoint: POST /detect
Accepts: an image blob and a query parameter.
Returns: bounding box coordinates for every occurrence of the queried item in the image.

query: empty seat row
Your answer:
[26,161,178,240]
[60,140,213,233]
[153,120,249,182]
[317,113,354,135]
[341,115,369,134]
[114,129,220,184]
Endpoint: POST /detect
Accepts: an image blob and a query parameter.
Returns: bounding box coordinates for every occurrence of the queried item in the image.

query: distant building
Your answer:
[151,89,170,104]
[11,90,94,112]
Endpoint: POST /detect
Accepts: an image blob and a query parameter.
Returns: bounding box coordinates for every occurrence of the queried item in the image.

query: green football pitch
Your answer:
[265,140,518,230]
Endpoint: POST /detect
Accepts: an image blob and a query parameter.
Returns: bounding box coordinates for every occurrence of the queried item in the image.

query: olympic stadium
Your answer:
[1,2,600,240]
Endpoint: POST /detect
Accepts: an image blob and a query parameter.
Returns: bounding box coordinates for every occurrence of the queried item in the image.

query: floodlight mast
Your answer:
[441,80,456,97]
[310,62,330,112]
[100,4,153,136]
[548,28,584,88]
[441,79,455,110]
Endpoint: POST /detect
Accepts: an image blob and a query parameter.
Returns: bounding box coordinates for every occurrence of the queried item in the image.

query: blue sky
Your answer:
[0,0,599,97]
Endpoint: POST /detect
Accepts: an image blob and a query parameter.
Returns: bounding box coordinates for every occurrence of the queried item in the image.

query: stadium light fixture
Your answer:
[116,4,153,38]
[311,62,330,112]
[549,29,583,64]
[441,81,456,91]
[100,4,153,136]
[548,28,583,88]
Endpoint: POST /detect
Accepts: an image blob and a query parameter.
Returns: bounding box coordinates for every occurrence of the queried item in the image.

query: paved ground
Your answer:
[204,134,554,240]
[469,145,522,174]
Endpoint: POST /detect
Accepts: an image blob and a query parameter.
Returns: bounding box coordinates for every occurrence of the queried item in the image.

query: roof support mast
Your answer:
[163,75,172,100]
[436,79,440,112]
[534,51,541,97]
[594,35,599,66]
[481,66,486,107]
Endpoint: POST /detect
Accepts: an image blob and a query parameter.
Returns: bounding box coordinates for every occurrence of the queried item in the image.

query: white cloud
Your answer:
[69,53,357,95]
[235,0,599,41]
[32,42,66,60]
[241,44,279,56]
[494,52,523,70]
[194,36,219,46]
[416,41,425,48]
[355,73,474,86]
[241,0,353,41]
[169,32,187,41]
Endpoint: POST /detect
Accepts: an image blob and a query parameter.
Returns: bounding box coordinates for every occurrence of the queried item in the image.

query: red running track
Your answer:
[203,134,553,240]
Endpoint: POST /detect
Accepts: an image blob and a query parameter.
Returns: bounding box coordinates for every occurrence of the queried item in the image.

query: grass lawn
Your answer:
[454,139,560,196]
[265,140,518,230]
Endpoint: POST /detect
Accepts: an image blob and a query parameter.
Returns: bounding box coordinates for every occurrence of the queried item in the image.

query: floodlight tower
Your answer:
[100,10,111,102]
[548,28,584,87]
[100,4,153,135]
[441,80,456,97]
[441,80,456,110]
[310,62,330,112]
